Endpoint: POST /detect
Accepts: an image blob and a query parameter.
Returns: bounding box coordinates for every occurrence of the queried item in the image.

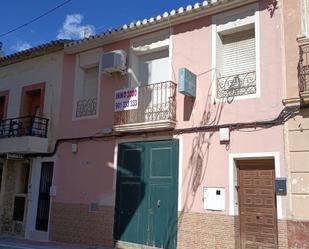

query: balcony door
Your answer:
[0,96,5,122]
[21,89,42,117]
[20,83,45,136]
[138,50,170,122]
[0,90,9,123]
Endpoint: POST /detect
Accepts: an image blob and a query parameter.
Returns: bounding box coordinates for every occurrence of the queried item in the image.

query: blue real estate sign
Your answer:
[178,68,197,97]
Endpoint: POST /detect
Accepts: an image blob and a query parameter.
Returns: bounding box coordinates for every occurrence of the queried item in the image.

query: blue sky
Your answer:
[0,0,197,56]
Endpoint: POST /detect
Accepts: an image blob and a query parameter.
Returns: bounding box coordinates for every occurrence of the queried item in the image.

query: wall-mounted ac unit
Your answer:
[101,50,126,73]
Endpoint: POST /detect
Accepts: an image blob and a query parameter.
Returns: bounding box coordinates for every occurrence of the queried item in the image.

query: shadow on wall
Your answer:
[171,0,280,212]
[181,69,226,213]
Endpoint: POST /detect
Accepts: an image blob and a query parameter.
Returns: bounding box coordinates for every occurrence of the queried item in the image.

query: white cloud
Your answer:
[57,14,95,39]
[11,41,32,52]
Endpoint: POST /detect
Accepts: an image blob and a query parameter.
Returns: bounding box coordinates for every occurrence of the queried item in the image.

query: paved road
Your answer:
[0,236,107,249]
[0,243,102,249]
[0,245,43,249]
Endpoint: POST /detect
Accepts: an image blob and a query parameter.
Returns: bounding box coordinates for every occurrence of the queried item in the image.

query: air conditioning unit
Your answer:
[101,50,126,73]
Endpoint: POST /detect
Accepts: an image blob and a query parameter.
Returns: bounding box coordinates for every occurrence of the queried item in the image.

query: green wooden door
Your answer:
[114,140,179,249]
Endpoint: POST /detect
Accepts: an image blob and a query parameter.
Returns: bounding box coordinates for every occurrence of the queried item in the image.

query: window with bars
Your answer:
[75,66,99,118]
[216,28,257,98]
[74,50,100,118]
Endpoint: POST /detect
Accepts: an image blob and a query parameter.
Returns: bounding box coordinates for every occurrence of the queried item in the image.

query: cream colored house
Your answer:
[281,0,309,246]
[0,40,67,241]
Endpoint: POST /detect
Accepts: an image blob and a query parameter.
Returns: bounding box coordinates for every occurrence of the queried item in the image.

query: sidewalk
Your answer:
[0,236,111,249]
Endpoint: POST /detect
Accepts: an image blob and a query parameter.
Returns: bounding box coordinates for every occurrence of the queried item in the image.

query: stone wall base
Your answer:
[177,212,239,249]
[287,220,309,249]
[177,212,289,249]
[50,202,114,248]
[50,204,291,249]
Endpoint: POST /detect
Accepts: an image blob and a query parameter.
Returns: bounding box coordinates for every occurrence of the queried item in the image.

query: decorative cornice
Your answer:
[282,97,301,106]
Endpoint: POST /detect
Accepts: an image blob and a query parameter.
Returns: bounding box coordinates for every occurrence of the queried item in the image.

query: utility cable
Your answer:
[0,0,73,38]
[18,105,300,159]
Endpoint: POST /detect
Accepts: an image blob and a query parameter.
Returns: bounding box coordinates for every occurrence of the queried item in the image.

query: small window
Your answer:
[216,28,256,98]
[75,66,99,118]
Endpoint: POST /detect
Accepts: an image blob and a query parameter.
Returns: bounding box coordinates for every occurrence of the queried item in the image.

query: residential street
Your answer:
[0,0,309,248]
[0,236,107,249]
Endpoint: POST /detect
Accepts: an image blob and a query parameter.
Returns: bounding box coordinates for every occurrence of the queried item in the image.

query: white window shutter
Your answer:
[219,29,256,78]
[83,66,99,99]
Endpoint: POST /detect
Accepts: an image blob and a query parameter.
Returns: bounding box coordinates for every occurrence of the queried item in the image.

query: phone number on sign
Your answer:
[115,99,138,110]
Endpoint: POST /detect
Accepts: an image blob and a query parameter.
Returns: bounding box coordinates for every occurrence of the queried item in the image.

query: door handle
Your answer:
[157,200,161,208]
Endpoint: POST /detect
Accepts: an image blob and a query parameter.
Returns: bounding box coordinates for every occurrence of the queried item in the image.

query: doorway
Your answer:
[114,140,179,249]
[237,159,278,249]
[35,162,54,232]
[20,83,45,136]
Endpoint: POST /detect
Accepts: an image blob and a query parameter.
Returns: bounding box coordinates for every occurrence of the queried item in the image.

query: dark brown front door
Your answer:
[237,159,278,249]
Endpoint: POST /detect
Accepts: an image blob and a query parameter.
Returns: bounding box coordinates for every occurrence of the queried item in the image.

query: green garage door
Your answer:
[114,140,179,249]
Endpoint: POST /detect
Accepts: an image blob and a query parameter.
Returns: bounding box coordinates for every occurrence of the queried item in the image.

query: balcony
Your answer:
[0,116,49,154]
[299,41,309,103]
[114,81,177,132]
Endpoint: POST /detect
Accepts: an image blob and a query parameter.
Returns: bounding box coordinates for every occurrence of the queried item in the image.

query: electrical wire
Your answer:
[17,105,300,159]
[0,0,73,38]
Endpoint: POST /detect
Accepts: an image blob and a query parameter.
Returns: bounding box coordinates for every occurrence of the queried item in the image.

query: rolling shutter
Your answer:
[218,29,256,78]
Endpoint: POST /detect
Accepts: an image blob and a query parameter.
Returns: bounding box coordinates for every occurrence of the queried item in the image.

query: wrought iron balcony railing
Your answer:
[299,43,309,93]
[0,116,49,139]
[217,71,256,98]
[76,97,97,117]
[114,81,177,126]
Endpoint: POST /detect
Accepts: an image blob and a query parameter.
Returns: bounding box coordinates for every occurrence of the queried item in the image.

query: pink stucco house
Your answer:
[50,0,295,248]
[1,0,308,249]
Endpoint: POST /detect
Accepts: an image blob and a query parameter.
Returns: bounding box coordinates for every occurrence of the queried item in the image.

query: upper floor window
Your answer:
[217,27,256,98]
[139,50,169,86]
[74,50,100,119]
[301,0,309,37]
[129,30,170,88]
[212,4,259,100]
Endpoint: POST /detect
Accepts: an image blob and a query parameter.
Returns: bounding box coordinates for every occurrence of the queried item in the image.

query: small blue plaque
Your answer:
[275,177,287,195]
[178,68,196,97]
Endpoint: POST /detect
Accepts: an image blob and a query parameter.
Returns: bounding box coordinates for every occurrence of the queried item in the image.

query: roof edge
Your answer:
[0,40,71,67]
[65,0,258,54]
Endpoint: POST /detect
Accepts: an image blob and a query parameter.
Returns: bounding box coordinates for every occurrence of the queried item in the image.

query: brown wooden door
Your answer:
[237,159,278,249]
